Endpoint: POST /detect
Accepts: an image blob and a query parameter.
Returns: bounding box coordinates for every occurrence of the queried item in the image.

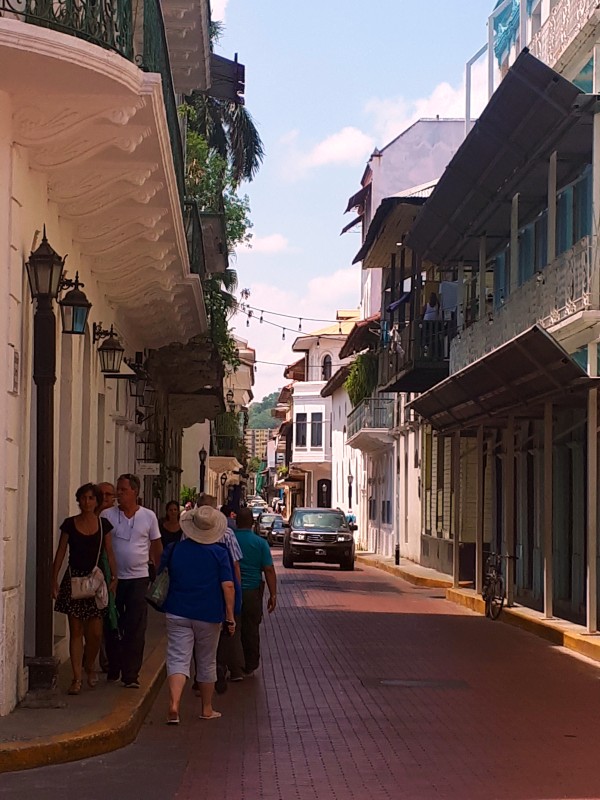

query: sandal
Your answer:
[86,671,98,689]
[68,680,82,695]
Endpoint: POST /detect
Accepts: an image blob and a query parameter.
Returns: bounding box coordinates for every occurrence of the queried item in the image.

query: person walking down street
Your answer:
[221,505,237,531]
[159,500,183,548]
[101,473,162,688]
[422,291,441,321]
[234,507,277,676]
[193,494,244,689]
[52,483,118,695]
[162,505,235,724]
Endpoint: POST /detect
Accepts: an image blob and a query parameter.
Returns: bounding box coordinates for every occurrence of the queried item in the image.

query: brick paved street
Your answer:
[3,555,600,799]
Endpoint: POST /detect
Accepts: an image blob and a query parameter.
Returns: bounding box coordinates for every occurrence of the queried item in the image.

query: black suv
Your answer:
[283,508,355,570]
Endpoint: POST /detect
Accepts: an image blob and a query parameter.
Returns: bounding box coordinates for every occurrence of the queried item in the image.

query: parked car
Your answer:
[251,504,267,522]
[254,512,283,544]
[282,508,355,570]
[270,516,286,545]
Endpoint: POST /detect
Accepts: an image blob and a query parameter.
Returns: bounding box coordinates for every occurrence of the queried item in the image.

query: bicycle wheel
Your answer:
[488,575,505,620]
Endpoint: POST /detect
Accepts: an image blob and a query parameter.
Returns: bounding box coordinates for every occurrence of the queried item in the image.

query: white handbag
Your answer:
[70,524,105,600]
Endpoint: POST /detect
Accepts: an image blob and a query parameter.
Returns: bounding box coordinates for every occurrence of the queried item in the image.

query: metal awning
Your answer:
[406,50,598,265]
[353,196,426,267]
[341,215,362,235]
[345,184,371,213]
[409,326,597,433]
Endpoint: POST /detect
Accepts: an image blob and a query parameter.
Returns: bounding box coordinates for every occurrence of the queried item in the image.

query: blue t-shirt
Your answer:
[161,539,233,623]
[234,528,273,590]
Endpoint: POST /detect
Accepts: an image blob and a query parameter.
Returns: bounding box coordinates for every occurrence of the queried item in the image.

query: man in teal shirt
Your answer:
[234,507,277,675]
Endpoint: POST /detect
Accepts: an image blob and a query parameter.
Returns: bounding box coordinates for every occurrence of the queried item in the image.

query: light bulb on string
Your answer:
[298,318,302,331]
[282,329,286,341]
[259,312,263,324]
[316,337,320,348]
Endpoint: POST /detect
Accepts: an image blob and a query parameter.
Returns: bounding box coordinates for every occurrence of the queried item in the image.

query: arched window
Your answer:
[322,354,332,381]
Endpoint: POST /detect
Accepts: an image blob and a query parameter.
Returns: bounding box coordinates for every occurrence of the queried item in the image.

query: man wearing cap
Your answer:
[234,507,277,677]
[163,505,235,723]
[101,473,162,688]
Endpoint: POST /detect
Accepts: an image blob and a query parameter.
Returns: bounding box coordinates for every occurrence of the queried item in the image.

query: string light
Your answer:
[282,330,286,341]
[298,318,302,331]
[239,302,352,325]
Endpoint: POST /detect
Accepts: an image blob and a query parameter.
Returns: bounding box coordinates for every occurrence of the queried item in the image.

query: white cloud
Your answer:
[232,266,361,399]
[279,127,375,181]
[210,0,228,21]
[241,233,290,254]
[277,59,488,182]
[364,58,488,145]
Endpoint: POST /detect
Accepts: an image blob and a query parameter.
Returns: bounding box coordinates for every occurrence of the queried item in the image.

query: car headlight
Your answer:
[337,534,352,542]
[291,531,306,541]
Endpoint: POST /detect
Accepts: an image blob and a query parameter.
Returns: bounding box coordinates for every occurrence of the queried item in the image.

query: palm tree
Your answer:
[186,19,264,187]
[187,94,264,187]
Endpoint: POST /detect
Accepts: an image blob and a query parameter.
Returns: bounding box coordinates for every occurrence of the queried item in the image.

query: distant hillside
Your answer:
[248,390,280,429]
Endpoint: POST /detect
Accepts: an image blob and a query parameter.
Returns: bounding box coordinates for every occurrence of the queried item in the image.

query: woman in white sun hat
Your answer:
[160,505,235,724]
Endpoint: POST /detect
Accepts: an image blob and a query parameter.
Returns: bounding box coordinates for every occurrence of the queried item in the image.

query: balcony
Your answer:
[346,398,394,454]
[213,435,244,460]
[452,236,599,371]
[378,320,452,393]
[0,0,208,347]
[529,0,600,74]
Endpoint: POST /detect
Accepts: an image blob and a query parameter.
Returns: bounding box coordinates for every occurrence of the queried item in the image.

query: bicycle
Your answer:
[482,553,516,620]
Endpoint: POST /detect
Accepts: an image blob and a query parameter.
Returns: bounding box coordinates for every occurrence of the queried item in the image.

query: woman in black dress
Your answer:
[52,483,118,695]
[159,500,183,547]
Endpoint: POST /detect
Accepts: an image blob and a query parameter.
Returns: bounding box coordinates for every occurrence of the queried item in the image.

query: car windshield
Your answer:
[291,511,348,532]
[272,519,284,529]
[260,514,276,525]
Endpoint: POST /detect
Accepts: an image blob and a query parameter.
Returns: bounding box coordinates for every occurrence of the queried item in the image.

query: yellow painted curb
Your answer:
[0,639,166,773]
[446,587,600,664]
[356,555,452,589]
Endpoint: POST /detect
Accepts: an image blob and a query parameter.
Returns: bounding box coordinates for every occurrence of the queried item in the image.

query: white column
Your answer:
[487,12,495,100]
[475,426,485,593]
[547,151,557,263]
[505,416,516,605]
[543,402,554,618]
[588,342,598,633]
[478,236,487,321]
[510,194,519,295]
[452,431,461,588]
[519,0,527,50]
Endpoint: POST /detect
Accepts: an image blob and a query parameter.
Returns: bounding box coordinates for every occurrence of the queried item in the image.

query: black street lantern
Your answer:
[59,272,92,335]
[199,446,207,494]
[25,227,65,300]
[347,472,354,510]
[94,323,125,374]
[142,385,157,408]
[226,388,235,413]
[129,370,148,400]
[25,228,67,693]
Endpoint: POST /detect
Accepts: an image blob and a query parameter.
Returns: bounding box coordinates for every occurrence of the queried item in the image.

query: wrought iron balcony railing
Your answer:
[378,320,452,393]
[1,0,186,209]
[347,398,394,441]
[0,0,133,58]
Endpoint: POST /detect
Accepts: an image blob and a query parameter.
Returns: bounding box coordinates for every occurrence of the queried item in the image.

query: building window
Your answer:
[311,412,323,447]
[296,413,307,447]
[322,355,332,381]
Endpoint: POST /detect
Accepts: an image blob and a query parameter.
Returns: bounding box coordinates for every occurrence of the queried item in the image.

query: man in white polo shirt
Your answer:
[101,473,162,688]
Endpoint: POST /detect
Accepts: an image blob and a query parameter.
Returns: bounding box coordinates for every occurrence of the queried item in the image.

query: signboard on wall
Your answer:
[136,462,161,476]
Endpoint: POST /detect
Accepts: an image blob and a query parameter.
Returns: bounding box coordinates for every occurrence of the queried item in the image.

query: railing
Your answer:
[183,199,205,275]
[529,0,599,69]
[0,0,133,57]
[379,320,451,388]
[452,236,595,372]
[213,435,244,460]
[140,0,185,207]
[347,398,394,440]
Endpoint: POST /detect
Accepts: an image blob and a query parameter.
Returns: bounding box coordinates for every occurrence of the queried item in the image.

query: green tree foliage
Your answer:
[344,353,378,408]
[248,391,281,429]
[247,456,263,473]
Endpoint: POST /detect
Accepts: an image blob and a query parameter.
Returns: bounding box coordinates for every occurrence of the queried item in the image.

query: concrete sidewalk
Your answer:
[0,611,166,773]
[358,551,600,665]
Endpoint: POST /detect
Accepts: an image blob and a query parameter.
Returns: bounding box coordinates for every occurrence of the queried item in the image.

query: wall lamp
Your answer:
[93,322,125,374]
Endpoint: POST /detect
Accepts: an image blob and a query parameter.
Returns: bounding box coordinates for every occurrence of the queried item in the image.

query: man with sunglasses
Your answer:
[101,473,162,688]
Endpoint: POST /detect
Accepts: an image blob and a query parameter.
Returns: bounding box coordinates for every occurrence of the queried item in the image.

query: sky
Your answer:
[211,0,493,401]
